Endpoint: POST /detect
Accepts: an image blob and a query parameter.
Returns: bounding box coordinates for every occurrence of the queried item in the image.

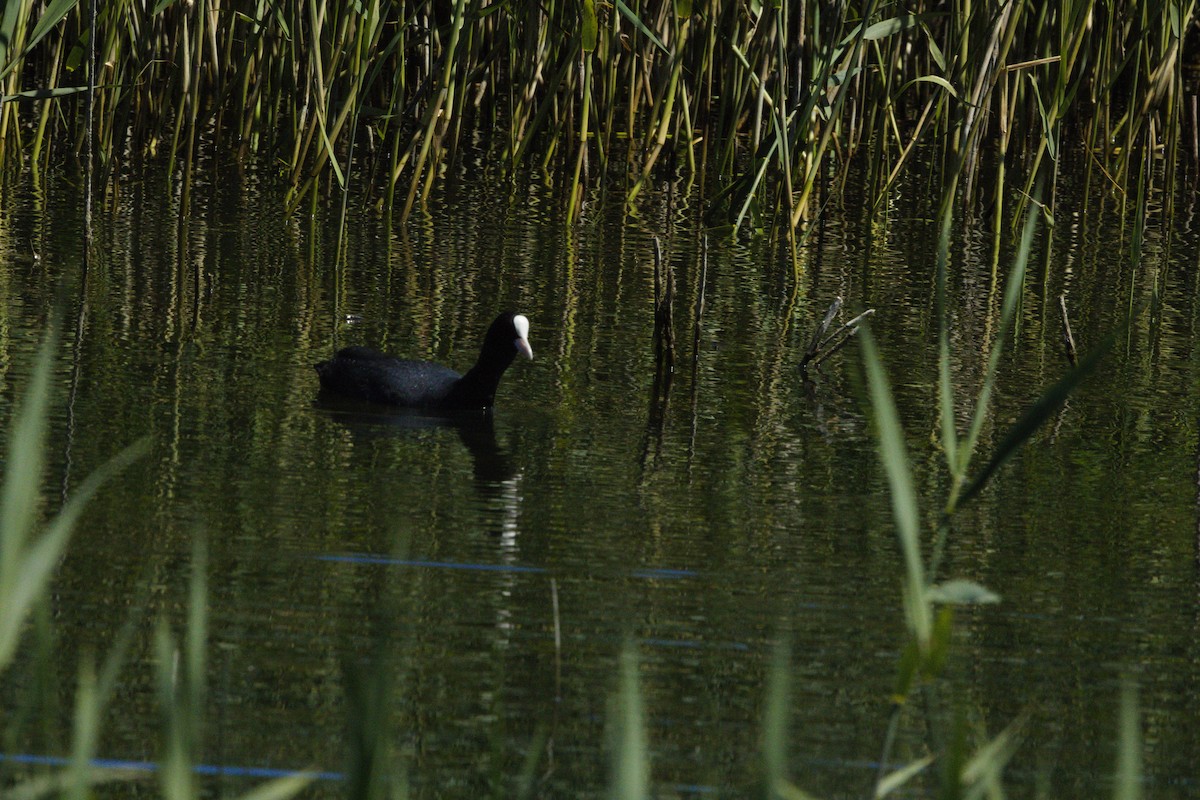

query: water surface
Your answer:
[0,156,1197,798]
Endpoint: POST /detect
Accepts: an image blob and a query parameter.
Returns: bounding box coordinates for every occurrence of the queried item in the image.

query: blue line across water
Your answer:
[0,751,730,794]
[0,752,342,781]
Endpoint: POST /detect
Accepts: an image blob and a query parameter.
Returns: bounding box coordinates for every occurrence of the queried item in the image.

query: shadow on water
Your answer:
[312,391,519,521]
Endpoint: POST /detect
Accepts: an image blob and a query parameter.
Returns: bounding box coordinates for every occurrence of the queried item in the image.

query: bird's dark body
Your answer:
[316,348,465,407]
[314,313,531,411]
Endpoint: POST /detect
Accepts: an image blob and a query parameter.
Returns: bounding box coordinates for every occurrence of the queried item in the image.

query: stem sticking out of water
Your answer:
[800,296,874,376]
[651,235,675,368]
[1058,293,1078,366]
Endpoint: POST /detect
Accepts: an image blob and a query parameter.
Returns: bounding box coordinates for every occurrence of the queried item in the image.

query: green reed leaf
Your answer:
[954,181,1043,500]
[2,85,89,101]
[897,74,957,98]
[25,0,79,52]
[861,328,931,649]
[1027,73,1056,159]
[4,768,141,800]
[156,621,193,800]
[893,639,919,702]
[609,642,649,800]
[234,773,316,800]
[960,712,1026,792]
[0,436,149,671]
[874,755,934,798]
[860,14,922,41]
[762,636,791,788]
[1114,679,1142,800]
[316,110,346,189]
[924,606,953,679]
[64,43,82,71]
[0,327,55,586]
[186,537,207,738]
[958,332,1113,507]
[581,0,598,53]
[0,0,21,71]
[615,0,668,53]
[66,657,100,800]
[927,579,1000,605]
[66,589,148,800]
[924,25,946,72]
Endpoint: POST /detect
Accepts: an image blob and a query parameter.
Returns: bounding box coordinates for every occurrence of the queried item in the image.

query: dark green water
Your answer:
[0,156,1197,798]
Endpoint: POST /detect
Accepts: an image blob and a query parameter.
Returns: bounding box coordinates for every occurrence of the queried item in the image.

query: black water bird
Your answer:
[315,313,532,410]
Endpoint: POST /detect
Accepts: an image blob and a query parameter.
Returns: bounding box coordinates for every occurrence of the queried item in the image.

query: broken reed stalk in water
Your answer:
[1058,293,1079,366]
[800,296,875,376]
[651,235,675,369]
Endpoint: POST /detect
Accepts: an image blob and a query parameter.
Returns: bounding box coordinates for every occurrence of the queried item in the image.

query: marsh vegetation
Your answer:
[0,1,1196,797]
[0,1,1194,232]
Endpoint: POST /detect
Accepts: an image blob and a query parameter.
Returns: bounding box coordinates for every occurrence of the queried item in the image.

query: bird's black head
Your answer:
[482,312,533,363]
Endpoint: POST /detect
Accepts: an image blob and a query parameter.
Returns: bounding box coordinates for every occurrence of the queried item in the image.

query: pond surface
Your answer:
[0,155,1197,798]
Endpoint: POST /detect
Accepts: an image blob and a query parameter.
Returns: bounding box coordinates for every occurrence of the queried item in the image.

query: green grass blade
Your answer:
[315,110,346,189]
[66,587,148,799]
[0,328,56,583]
[515,726,549,800]
[959,712,1027,793]
[25,0,80,52]
[935,211,958,480]
[0,0,28,77]
[861,329,931,648]
[609,641,649,800]
[957,332,1113,506]
[874,755,934,798]
[153,535,212,800]
[233,773,316,800]
[762,635,791,791]
[954,185,1042,491]
[858,13,925,42]
[938,336,957,478]
[4,768,141,800]
[186,536,207,749]
[895,74,958,98]
[1114,679,1141,800]
[615,0,668,53]
[761,635,824,799]
[927,579,1000,605]
[66,656,100,800]
[2,86,90,101]
[581,0,598,52]
[155,621,192,800]
[0,436,151,671]
[0,411,146,673]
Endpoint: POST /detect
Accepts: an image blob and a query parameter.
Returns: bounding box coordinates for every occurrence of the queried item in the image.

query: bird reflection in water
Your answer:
[313,392,521,541]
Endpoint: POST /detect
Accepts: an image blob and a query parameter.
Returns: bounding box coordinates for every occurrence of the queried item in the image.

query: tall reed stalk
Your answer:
[851,153,1124,793]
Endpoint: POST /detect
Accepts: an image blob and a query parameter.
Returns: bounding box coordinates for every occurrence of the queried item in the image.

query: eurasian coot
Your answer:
[315,313,532,410]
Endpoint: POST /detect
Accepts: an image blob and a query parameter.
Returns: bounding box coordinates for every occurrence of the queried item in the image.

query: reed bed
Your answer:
[0,1,1194,238]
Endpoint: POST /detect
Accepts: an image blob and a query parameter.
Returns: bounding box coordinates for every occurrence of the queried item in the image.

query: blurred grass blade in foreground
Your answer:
[0,328,148,673]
